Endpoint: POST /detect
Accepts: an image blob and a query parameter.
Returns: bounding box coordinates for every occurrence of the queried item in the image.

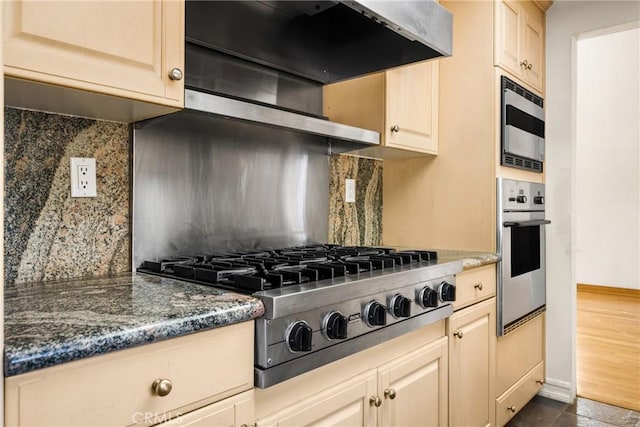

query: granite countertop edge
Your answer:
[435,249,500,270]
[4,273,265,377]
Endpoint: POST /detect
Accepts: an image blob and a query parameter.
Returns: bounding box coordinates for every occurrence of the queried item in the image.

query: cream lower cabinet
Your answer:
[447,265,497,427]
[448,298,496,427]
[495,314,545,426]
[160,390,254,427]
[256,334,448,427]
[4,322,255,427]
[323,60,439,156]
[257,371,378,427]
[3,0,184,122]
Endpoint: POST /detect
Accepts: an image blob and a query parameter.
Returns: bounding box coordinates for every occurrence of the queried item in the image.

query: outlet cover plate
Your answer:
[345,179,356,203]
[70,157,97,197]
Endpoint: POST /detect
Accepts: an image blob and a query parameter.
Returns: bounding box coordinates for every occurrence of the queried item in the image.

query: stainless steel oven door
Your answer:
[498,210,549,336]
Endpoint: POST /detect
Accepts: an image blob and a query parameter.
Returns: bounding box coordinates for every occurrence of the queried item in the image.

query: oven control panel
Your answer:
[501,179,545,211]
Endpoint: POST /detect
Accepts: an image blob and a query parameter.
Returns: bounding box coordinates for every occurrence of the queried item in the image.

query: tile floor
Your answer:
[506,395,640,427]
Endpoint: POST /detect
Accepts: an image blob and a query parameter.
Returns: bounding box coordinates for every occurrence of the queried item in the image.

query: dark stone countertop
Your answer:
[4,273,264,377]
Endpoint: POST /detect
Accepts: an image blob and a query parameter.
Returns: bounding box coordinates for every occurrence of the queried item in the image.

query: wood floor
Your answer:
[576,284,640,411]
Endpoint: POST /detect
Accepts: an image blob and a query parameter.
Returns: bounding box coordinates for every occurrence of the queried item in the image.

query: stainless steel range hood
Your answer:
[185,89,380,148]
[181,0,452,149]
[186,0,453,84]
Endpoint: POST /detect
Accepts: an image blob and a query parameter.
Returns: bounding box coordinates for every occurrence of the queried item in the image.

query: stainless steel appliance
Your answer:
[501,76,545,173]
[175,0,452,149]
[497,178,550,336]
[138,245,461,387]
[133,0,457,389]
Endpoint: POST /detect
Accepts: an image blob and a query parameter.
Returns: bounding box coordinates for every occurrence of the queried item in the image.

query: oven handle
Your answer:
[503,219,551,227]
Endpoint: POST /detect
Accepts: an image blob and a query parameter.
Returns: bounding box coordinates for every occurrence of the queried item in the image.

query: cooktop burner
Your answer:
[139,244,437,293]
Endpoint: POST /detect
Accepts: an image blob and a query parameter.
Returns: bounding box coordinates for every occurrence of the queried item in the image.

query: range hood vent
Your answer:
[184,89,380,149]
[185,0,453,84]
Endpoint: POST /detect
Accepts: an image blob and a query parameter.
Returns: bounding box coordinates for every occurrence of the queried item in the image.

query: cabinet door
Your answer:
[448,298,496,427]
[385,60,439,154]
[521,4,544,91]
[3,0,183,106]
[494,0,522,76]
[378,337,448,427]
[161,390,254,427]
[257,371,377,427]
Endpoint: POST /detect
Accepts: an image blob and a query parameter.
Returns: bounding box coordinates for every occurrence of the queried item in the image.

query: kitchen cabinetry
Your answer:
[3,0,184,123]
[4,322,254,427]
[161,390,254,427]
[255,322,448,427]
[496,362,544,426]
[447,266,496,427]
[323,60,439,156]
[495,0,545,93]
[495,313,545,426]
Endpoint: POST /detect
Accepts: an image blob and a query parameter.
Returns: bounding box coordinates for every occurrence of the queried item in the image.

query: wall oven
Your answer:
[497,178,550,336]
[501,76,545,173]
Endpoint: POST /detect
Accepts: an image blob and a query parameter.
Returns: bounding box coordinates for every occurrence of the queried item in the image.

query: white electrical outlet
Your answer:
[345,179,356,203]
[70,157,97,198]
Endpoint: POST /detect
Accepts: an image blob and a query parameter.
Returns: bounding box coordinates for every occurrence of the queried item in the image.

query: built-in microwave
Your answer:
[501,76,545,173]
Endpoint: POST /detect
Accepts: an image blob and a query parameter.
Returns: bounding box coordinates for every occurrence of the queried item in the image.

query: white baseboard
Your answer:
[538,378,574,403]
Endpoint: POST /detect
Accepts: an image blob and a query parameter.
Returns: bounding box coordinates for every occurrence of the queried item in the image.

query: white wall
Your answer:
[544,0,640,403]
[575,27,640,290]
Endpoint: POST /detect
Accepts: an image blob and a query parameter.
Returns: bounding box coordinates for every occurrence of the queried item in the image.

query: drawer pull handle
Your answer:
[391,125,400,133]
[453,329,464,339]
[536,379,545,385]
[369,395,382,407]
[508,405,517,413]
[152,378,173,397]
[520,60,528,68]
[384,388,397,400]
[474,282,483,290]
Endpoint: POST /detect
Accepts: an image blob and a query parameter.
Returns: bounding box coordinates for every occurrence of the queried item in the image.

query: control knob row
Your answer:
[285,281,456,353]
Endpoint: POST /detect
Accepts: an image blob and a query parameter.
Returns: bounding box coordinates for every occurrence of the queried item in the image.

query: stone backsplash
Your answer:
[4,108,130,285]
[328,154,383,246]
[3,109,383,285]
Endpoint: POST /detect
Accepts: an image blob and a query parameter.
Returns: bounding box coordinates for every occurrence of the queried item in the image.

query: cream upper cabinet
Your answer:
[448,297,496,427]
[323,60,439,156]
[3,0,184,122]
[494,0,545,93]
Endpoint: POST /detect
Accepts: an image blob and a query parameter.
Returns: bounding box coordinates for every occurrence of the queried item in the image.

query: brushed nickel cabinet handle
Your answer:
[384,388,397,400]
[520,60,529,68]
[391,125,400,133]
[151,378,173,397]
[453,329,464,339]
[527,63,533,70]
[369,395,382,407]
[169,67,184,81]
[508,405,517,413]
[536,379,545,385]
[474,282,483,290]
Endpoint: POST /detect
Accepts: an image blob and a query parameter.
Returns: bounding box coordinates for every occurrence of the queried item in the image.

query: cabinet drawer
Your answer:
[5,322,254,427]
[454,265,496,310]
[496,361,544,427]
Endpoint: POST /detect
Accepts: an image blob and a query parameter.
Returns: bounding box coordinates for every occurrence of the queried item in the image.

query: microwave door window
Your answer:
[506,105,545,138]
[510,225,541,277]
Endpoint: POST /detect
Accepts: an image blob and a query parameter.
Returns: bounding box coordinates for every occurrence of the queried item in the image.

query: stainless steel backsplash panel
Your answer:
[132,111,329,268]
